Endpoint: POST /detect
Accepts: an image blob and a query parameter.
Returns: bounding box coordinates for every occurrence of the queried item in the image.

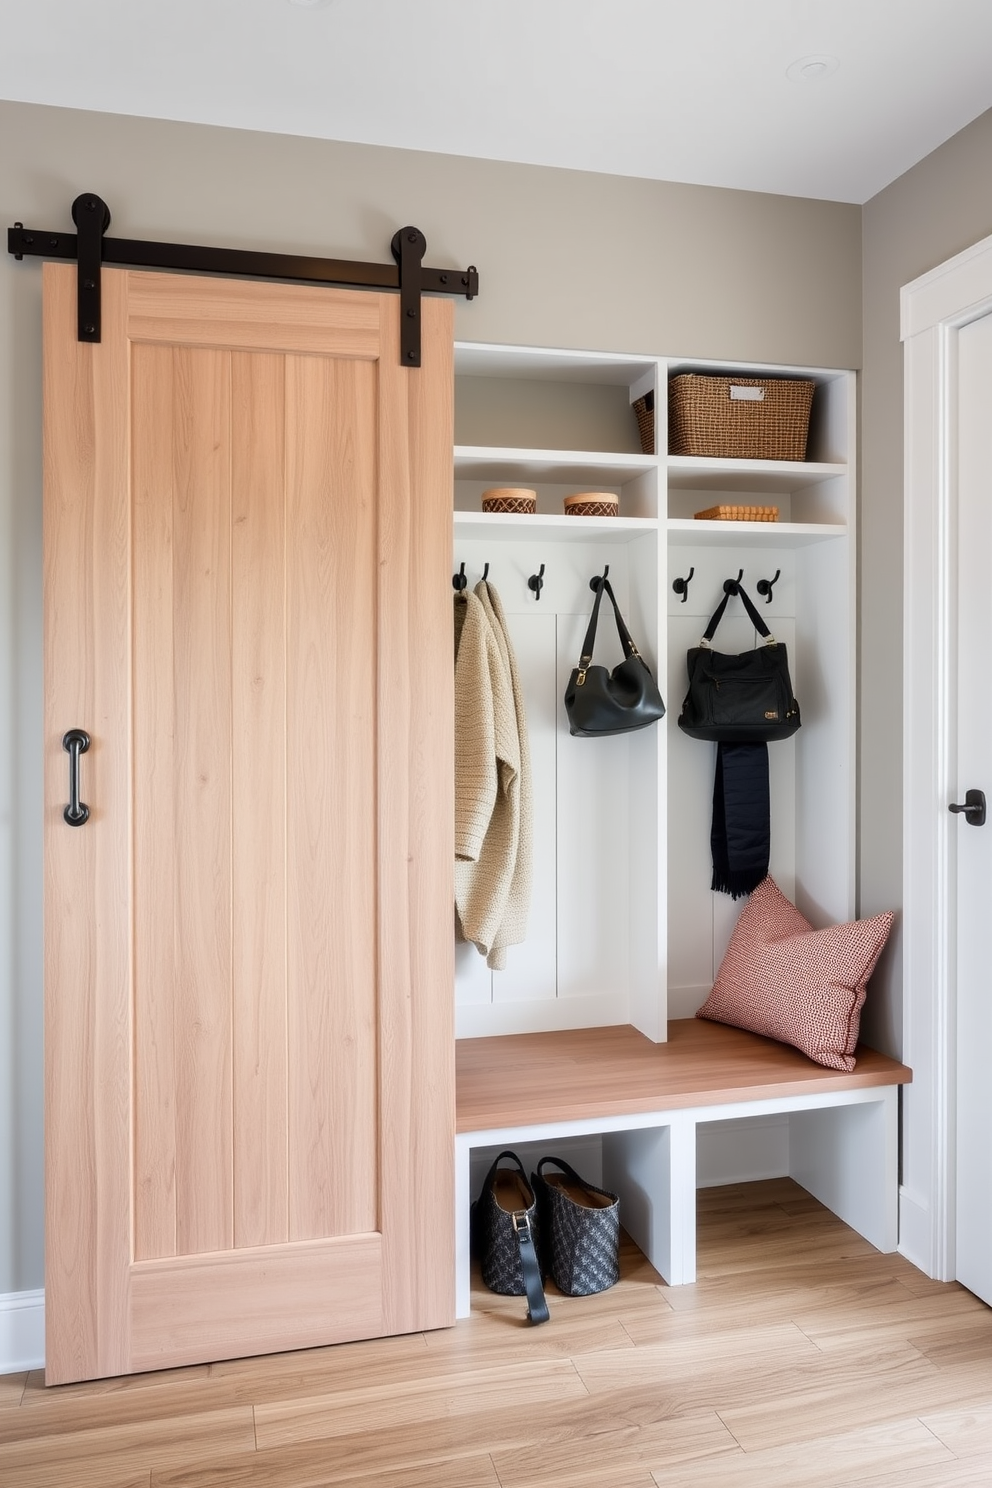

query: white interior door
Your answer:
[954,309,992,1304]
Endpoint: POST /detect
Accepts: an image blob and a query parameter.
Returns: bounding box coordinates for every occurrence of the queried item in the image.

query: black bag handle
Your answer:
[578,577,642,671]
[700,580,776,648]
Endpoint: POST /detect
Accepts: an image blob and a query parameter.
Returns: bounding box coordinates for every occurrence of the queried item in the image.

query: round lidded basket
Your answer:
[563,491,619,518]
[481,487,537,514]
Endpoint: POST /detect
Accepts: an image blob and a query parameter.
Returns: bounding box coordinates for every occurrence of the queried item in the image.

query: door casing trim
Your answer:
[901,231,992,1279]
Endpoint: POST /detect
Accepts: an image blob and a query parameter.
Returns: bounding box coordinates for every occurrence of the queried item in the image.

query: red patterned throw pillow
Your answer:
[696,877,894,1071]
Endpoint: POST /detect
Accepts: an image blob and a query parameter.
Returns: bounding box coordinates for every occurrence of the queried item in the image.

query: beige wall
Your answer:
[0,100,862,1296]
[858,107,992,1056]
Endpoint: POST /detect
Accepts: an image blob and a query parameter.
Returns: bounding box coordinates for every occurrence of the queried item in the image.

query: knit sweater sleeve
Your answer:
[454,594,499,863]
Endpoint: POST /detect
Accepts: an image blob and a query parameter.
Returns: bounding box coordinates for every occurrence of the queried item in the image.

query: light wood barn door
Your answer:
[43,264,454,1385]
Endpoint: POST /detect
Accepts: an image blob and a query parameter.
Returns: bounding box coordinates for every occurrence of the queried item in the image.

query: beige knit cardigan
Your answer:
[454,581,533,970]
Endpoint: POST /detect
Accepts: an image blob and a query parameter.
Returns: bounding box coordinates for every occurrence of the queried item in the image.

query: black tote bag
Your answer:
[678,580,801,743]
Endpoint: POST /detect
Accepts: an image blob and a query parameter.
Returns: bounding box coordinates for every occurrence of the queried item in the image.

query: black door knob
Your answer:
[949,788,986,826]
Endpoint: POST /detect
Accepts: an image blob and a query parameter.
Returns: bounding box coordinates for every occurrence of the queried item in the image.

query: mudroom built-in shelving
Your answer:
[453,342,856,1045]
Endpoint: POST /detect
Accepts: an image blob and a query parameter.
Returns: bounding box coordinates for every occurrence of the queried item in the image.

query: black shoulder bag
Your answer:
[564,577,665,737]
[678,580,801,743]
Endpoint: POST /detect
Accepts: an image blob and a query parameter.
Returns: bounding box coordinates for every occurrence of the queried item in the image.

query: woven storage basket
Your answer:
[563,491,619,518]
[481,487,537,514]
[632,390,655,454]
[669,374,815,461]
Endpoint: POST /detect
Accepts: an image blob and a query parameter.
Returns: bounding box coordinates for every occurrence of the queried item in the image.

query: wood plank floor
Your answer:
[4,1179,992,1487]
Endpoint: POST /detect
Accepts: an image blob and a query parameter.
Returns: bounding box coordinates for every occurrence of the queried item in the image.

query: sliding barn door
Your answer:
[43,264,454,1384]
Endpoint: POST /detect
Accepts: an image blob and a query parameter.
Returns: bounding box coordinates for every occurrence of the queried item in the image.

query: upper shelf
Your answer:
[454,510,658,545]
[666,456,847,494]
[668,518,847,548]
[454,445,658,486]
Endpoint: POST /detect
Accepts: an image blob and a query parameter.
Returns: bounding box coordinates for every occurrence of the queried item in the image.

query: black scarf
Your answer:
[711,741,769,899]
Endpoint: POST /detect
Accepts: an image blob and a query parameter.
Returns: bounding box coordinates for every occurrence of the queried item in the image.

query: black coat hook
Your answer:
[673,566,694,603]
[756,568,781,604]
[723,569,744,595]
[588,564,610,593]
[527,563,545,601]
[482,562,490,581]
[453,561,467,592]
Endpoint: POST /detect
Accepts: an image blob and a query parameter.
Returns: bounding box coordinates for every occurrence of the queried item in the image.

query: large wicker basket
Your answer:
[632,390,655,454]
[668,374,815,461]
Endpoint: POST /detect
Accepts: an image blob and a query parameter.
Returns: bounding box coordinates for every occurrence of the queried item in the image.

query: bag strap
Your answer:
[577,577,643,681]
[483,1151,549,1326]
[700,580,777,649]
[513,1211,550,1325]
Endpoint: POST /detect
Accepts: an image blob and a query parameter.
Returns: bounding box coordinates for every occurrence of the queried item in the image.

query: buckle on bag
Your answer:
[511,1211,532,1239]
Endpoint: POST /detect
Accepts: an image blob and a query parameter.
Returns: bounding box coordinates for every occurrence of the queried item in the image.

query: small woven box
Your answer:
[481,487,537,514]
[669,374,815,461]
[694,505,779,522]
[563,491,619,517]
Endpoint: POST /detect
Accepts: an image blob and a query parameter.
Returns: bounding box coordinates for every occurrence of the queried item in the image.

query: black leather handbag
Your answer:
[678,580,801,743]
[564,576,665,737]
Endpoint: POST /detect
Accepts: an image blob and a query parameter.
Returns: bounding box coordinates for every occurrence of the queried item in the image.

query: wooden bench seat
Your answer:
[454,1019,911,1316]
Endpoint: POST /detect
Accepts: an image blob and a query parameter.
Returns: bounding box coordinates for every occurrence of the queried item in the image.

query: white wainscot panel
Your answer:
[492,605,559,1003]
[556,602,631,1016]
[666,578,797,1016]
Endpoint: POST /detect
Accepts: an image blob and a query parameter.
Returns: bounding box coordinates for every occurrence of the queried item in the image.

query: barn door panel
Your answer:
[43,265,454,1384]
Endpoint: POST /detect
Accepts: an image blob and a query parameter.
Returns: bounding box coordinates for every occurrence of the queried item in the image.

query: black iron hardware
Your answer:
[528,564,546,601]
[62,729,90,826]
[673,567,694,603]
[453,561,468,592]
[9,194,479,365]
[757,568,781,604]
[391,227,426,367]
[949,788,986,827]
[72,193,110,342]
[723,569,745,595]
[589,565,609,592]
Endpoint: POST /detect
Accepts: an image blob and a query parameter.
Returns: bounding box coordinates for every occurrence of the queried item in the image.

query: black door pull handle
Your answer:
[62,729,90,826]
[949,788,986,827]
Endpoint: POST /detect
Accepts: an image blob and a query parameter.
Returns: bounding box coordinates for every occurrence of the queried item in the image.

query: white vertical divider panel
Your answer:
[491,603,559,1004]
[795,536,855,926]
[626,533,666,1040]
[665,574,718,1017]
[789,1090,899,1252]
[556,566,631,1022]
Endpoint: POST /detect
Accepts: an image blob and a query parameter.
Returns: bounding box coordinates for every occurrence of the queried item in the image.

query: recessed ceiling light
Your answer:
[786,54,840,83]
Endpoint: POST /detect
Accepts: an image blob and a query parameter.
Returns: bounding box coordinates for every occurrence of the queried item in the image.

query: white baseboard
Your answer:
[898,1185,942,1279]
[0,1290,45,1374]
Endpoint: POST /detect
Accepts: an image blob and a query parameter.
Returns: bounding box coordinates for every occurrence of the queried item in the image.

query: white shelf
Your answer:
[666,456,846,494]
[454,510,659,544]
[668,518,847,548]
[455,342,657,387]
[454,445,658,486]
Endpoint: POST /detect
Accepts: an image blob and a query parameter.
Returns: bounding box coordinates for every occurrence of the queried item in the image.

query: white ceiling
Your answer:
[3,0,992,204]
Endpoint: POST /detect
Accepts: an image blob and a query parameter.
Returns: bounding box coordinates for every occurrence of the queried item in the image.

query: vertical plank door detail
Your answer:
[43,266,455,1384]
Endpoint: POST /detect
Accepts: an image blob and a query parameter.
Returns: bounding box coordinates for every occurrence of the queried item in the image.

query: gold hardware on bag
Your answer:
[576,668,588,685]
